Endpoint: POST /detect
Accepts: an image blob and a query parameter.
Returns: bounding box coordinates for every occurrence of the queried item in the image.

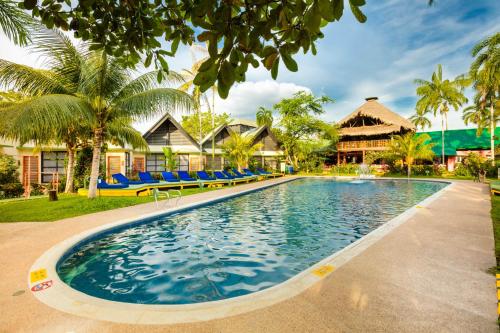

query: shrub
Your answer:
[453,162,470,177]
[0,153,19,184]
[0,183,24,198]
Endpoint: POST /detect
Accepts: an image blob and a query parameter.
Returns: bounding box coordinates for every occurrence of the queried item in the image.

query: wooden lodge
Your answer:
[336,97,415,164]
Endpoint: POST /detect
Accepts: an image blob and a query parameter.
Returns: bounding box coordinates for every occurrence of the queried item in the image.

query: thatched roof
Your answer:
[339,97,415,137]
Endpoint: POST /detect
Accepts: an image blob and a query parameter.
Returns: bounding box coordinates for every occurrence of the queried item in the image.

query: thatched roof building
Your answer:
[337,97,415,164]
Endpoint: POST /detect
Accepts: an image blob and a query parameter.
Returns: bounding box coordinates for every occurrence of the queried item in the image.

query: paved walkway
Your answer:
[0,178,496,332]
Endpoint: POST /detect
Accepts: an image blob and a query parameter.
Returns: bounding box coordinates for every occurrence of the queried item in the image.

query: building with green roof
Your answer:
[416,128,499,171]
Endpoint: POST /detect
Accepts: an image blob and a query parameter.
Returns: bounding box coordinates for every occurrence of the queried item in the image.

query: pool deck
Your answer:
[0,177,497,332]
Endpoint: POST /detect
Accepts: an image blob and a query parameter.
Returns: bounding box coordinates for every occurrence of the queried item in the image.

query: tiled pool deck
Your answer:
[0,177,496,332]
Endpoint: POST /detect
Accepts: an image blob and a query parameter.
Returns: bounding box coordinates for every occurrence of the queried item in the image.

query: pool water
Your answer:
[57,178,447,304]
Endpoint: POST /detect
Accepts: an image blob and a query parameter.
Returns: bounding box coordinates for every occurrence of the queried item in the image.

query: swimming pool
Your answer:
[56,178,447,305]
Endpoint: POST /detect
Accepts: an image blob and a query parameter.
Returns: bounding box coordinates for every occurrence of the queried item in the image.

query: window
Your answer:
[206,156,222,170]
[177,154,189,171]
[146,154,166,173]
[41,151,66,183]
[125,152,131,175]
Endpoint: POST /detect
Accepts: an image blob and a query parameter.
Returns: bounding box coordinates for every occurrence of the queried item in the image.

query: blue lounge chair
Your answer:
[257,168,272,175]
[224,170,243,178]
[177,171,196,181]
[197,171,216,180]
[214,171,233,179]
[97,179,129,189]
[232,168,249,178]
[243,168,256,176]
[138,171,160,183]
[112,173,144,184]
[161,171,180,182]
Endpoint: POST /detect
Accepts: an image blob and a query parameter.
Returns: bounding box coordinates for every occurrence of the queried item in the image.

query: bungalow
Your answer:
[418,128,500,171]
[0,115,284,187]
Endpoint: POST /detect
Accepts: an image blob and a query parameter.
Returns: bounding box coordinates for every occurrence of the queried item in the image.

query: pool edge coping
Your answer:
[28,177,454,325]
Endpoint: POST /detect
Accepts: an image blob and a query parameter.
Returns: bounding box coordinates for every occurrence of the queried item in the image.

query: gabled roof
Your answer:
[201,123,233,145]
[417,128,500,156]
[339,98,415,136]
[229,118,258,128]
[142,113,199,147]
[242,125,280,146]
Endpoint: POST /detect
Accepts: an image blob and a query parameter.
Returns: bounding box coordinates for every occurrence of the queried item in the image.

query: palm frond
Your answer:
[0,59,71,95]
[0,94,93,144]
[106,118,149,151]
[115,70,185,101]
[112,88,193,121]
[0,0,34,46]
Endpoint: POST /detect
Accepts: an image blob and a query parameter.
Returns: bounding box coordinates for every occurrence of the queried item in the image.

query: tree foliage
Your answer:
[22,0,368,98]
[0,0,34,45]
[271,91,336,169]
[222,131,262,170]
[256,107,273,128]
[385,133,435,177]
[181,111,231,140]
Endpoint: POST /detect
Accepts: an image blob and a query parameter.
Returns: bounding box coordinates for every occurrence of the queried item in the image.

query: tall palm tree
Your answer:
[415,64,469,164]
[256,107,273,127]
[0,30,192,198]
[0,0,34,45]
[222,132,263,171]
[409,111,432,130]
[388,132,435,177]
[469,33,500,165]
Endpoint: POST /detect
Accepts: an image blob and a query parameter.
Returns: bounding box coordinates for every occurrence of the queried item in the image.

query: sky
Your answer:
[1,0,499,133]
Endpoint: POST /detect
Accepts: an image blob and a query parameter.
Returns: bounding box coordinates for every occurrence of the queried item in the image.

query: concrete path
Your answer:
[0,178,496,332]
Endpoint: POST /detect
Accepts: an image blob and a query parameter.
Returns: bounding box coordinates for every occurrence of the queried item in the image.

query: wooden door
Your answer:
[22,156,39,187]
[133,157,145,172]
[107,156,121,180]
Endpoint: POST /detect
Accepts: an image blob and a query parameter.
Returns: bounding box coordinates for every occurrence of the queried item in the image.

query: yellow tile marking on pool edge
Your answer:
[496,280,500,288]
[30,269,47,283]
[415,205,424,209]
[312,265,335,278]
[496,273,500,279]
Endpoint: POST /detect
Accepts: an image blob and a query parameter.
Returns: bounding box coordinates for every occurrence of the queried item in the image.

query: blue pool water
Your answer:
[57,178,447,304]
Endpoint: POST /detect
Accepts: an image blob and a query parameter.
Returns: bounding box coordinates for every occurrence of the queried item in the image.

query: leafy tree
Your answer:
[272,91,335,169]
[0,30,192,198]
[162,146,178,172]
[0,152,18,184]
[386,132,435,177]
[181,111,231,140]
[469,33,499,166]
[409,111,432,130]
[222,132,262,171]
[22,0,368,97]
[414,64,469,164]
[0,0,34,45]
[256,107,274,128]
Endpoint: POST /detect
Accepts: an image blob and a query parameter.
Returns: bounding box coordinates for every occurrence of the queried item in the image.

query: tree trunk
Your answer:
[64,145,76,193]
[211,88,216,169]
[441,113,445,165]
[490,102,495,166]
[198,109,203,171]
[88,128,104,199]
[407,164,411,178]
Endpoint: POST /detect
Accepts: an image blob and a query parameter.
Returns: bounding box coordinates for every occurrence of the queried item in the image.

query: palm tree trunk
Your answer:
[441,113,445,165]
[198,108,203,171]
[211,88,215,169]
[407,163,411,178]
[64,145,76,193]
[490,101,495,166]
[88,128,104,198]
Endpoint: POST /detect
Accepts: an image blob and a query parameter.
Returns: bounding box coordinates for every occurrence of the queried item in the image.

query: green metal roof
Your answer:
[416,128,500,156]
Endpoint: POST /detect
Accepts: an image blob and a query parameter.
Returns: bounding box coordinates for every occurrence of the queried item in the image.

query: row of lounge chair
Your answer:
[97,168,277,189]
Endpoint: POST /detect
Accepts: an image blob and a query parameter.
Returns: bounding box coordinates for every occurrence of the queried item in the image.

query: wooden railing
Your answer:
[337,139,390,150]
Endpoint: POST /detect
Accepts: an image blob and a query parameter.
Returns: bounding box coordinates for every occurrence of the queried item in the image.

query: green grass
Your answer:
[490,195,500,273]
[0,187,219,223]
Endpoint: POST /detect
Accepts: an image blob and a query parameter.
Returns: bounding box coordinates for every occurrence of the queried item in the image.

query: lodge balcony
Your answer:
[337,139,391,152]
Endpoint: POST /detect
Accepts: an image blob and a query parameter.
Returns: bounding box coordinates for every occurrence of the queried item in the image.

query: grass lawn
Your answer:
[0,187,219,223]
[490,195,500,273]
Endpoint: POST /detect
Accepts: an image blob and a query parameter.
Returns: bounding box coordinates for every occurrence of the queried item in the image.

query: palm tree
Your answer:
[222,132,263,171]
[388,132,435,177]
[409,111,432,130]
[178,59,211,170]
[0,0,34,45]
[0,30,192,198]
[415,64,469,164]
[256,107,273,127]
[469,33,500,165]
